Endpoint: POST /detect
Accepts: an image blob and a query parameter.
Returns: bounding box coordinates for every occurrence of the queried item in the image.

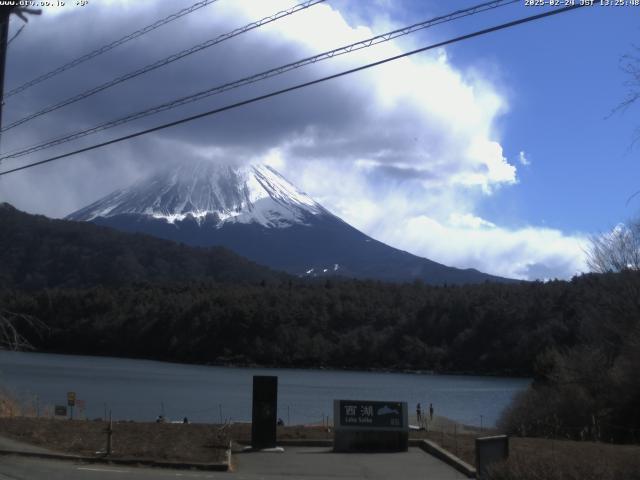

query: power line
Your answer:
[0,0,518,162]
[0,4,587,178]
[0,0,326,133]
[7,24,24,46]
[2,0,220,100]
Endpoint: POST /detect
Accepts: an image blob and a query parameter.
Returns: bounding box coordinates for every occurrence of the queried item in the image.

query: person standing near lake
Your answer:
[416,403,422,423]
[429,403,434,421]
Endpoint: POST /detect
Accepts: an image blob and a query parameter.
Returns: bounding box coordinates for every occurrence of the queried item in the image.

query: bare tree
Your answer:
[586,219,640,273]
[617,46,640,113]
[610,45,640,147]
[0,310,47,351]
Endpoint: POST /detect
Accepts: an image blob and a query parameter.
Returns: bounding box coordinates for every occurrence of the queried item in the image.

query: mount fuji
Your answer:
[67,161,510,285]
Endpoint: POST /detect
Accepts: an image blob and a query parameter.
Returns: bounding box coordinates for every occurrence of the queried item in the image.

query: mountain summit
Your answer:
[67,161,511,285]
[67,162,329,228]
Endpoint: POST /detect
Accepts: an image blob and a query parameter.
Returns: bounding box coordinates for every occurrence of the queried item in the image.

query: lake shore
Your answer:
[29,347,531,379]
[0,350,530,428]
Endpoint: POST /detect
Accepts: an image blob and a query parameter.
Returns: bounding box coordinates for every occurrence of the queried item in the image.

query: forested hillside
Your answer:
[0,203,282,288]
[0,275,606,375]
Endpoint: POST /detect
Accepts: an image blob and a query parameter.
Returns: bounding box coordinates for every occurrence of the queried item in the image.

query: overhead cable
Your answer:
[3,0,220,100]
[7,24,25,46]
[0,4,588,178]
[0,0,517,161]
[0,0,325,132]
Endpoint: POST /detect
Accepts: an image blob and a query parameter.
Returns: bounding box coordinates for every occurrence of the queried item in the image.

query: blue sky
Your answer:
[1,0,638,280]
[348,1,640,233]
[462,3,640,234]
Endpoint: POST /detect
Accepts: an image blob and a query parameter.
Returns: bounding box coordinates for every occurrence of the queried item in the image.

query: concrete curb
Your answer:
[0,448,230,472]
[274,439,334,447]
[236,439,333,447]
[416,440,476,478]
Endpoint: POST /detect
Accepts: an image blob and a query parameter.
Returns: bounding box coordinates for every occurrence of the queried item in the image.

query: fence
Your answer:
[4,388,640,447]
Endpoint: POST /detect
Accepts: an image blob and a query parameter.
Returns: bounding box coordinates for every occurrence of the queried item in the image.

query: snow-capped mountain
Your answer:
[67,161,512,285]
[67,162,329,228]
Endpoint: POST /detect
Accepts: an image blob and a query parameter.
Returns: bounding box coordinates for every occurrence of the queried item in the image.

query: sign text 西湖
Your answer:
[338,400,404,429]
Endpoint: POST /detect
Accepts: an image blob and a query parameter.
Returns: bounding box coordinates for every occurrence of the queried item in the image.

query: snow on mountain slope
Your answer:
[67,161,330,228]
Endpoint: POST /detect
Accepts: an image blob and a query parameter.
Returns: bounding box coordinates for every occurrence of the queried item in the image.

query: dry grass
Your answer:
[0,390,20,417]
[488,438,640,480]
[0,417,229,463]
[408,428,640,480]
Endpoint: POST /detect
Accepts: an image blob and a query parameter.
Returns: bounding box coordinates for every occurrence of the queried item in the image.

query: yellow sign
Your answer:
[67,391,76,406]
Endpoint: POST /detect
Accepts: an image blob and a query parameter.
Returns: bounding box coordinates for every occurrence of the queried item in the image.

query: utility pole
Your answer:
[0,6,12,135]
[104,409,113,456]
[0,5,41,150]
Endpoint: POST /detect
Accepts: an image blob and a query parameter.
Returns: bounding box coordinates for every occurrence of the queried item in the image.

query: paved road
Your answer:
[0,447,468,479]
[0,435,57,455]
[234,446,467,479]
[0,456,221,480]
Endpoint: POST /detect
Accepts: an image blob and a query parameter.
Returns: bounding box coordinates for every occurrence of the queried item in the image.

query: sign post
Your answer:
[333,400,408,452]
[67,391,76,420]
[475,435,509,480]
[54,405,67,417]
[106,410,113,456]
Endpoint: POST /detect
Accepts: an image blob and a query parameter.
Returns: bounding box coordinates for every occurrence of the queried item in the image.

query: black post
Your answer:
[251,376,277,450]
[106,410,113,455]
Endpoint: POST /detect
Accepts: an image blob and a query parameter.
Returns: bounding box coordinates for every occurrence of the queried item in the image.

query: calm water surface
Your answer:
[0,351,529,427]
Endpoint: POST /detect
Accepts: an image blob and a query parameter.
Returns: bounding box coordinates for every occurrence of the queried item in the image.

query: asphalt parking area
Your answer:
[233,446,469,479]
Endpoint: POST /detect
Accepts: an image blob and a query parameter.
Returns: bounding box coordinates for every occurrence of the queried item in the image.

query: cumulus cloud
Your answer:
[0,0,587,279]
[448,213,496,229]
[386,216,587,280]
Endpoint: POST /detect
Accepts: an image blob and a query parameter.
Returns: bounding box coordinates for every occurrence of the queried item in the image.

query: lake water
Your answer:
[0,351,529,427]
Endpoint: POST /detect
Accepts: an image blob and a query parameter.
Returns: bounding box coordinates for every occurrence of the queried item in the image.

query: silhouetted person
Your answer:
[183,416,189,424]
[429,403,434,421]
[416,403,422,423]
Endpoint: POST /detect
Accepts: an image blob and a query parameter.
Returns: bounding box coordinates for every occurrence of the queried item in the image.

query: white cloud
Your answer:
[518,150,531,166]
[448,213,496,229]
[385,216,587,280]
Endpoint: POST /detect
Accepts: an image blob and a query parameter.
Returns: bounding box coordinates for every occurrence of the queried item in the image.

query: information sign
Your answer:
[336,400,406,430]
